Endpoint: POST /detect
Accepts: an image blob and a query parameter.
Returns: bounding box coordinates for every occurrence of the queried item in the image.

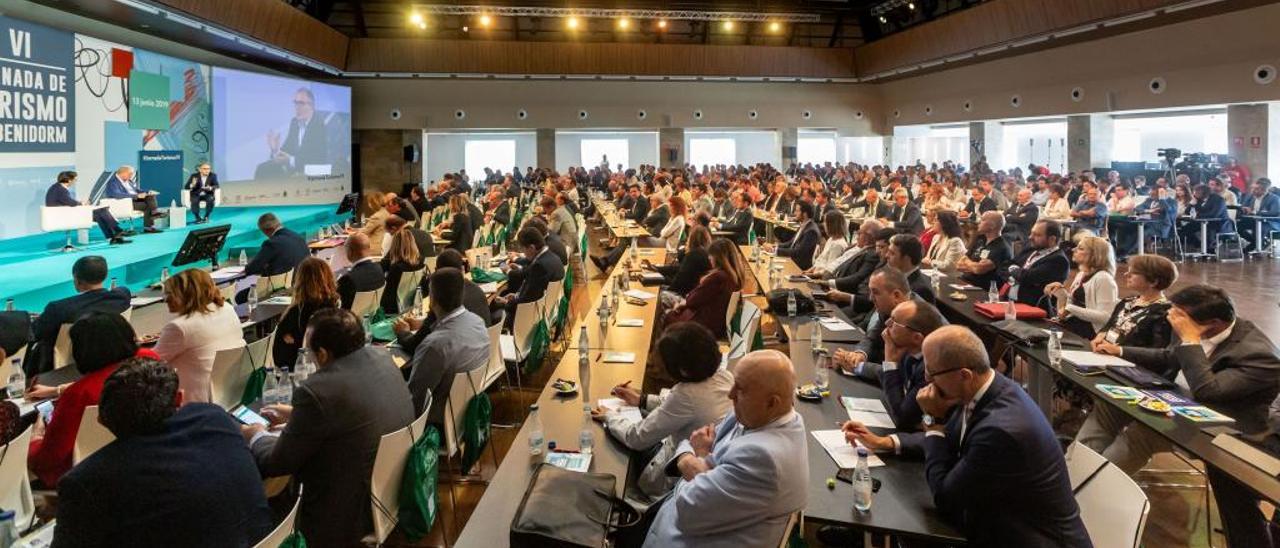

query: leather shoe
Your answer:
[109,236,132,245]
[144,227,162,234]
[120,229,137,237]
[154,210,169,218]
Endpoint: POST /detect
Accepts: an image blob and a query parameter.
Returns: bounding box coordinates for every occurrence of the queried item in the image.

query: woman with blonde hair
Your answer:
[273,258,339,368]
[380,227,426,313]
[1045,236,1118,339]
[154,269,245,402]
[436,193,475,253]
[357,192,391,256]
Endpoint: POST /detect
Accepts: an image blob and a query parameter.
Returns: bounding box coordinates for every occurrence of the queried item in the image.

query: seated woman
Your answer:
[1043,183,1073,221]
[922,210,967,271]
[1045,236,1118,339]
[357,192,390,256]
[594,321,733,502]
[648,225,712,302]
[380,228,426,314]
[808,210,850,275]
[657,195,689,253]
[27,313,157,487]
[153,269,246,403]
[663,238,745,338]
[272,258,339,369]
[435,193,475,253]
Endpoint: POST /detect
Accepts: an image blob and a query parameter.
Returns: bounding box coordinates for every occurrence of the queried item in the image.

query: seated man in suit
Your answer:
[183,162,219,224]
[45,170,130,245]
[406,268,491,427]
[770,202,822,270]
[1082,285,1280,474]
[56,358,272,547]
[1003,219,1071,312]
[853,188,894,219]
[811,219,881,281]
[484,190,511,227]
[639,350,807,548]
[236,213,311,304]
[884,234,935,303]
[960,186,997,220]
[825,227,894,318]
[1003,187,1040,241]
[393,248,492,355]
[1239,177,1280,253]
[383,192,419,224]
[103,165,164,233]
[642,195,670,237]
[713,192,754,245]
[492,227,565,329]
[901,326,1092,547]
[832,268,915,381]
[244,309,414,546]
[336,233,386,311]
[624,184,649,222]
[29,256,131,375]
[956,211,1013,291]
[884,188,923,235]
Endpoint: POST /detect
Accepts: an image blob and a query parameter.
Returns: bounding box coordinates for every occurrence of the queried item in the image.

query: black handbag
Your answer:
[510,464,640,547]
[765,289,816,316]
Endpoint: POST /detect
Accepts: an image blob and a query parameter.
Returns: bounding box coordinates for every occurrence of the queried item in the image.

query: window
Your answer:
[580,139,629,170]
[1000,122,1067,173]
[798,136,837,165]
[688,138,736,167]
[1111,113,1228,163]
[464,140,516,180]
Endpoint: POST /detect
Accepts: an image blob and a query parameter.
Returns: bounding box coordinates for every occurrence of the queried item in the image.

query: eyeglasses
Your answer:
[924,366,966,380]
[884,316,920,334]
[293,100,313,106]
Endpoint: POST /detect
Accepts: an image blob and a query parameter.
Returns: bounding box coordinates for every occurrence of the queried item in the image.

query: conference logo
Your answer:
[0,16,76,153]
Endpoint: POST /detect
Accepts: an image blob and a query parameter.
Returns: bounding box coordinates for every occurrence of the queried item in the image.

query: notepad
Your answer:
[840,397,896,429]
[211,266,244,279]
[1061,350,1134,368]
[129,296,164,307]
[597,398,643,423]
[616,318,644,327]
[623,289,655,300]
[545,452,592,473]
[478,282,499,294]
[811,430,885,468]
[1172,406,1234,423]
[602,352,636,363]
[818,318,857,331]
[948,283,980,291]
[260,296,292,306]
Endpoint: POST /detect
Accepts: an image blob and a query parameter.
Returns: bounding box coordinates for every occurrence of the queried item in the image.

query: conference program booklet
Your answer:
[1172,406,1235,423]
[1096,384,1146,400]
[545,452,592,473]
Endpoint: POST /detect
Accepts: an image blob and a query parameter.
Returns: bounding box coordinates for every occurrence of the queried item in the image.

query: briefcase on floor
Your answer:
[510,464,639,547]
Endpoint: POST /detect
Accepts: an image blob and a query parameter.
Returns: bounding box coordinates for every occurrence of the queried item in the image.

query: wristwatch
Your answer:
[922,414,937,427]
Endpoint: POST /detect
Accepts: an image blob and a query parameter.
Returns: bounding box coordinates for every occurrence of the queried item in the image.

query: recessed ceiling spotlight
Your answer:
[657,19,668,29]
[723,21,734,31]
[769,22,781,33]
[409,12,423,25]
[479,14,492,27]
[879,15,888,23]
[618,18,630,30]
[567,17,580,29]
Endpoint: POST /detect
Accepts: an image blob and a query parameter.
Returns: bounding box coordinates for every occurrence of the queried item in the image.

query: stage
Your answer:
[0,204,344,312]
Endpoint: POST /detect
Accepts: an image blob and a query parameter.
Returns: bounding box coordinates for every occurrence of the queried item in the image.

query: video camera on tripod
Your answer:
[1156,148,1221,185]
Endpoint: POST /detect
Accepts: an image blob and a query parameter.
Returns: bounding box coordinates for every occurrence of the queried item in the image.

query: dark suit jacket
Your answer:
[515,249,565,305]
[545,233,570,266]
[919,373,1091,548]
[853,310,887,365]
[183,173,220,196]
[776,220,822,270]
[245,228,310,277]
[393,198,419,224]
[1005,201,1040,236]
[45,183,79,207]
[643,205,670,236]
[337,259,386,310]
[1193,193,1234,233]
[882,353,926,430]
[56,404,272,548]
[710,200,733,220]
[964,196,998,217]
[831,248,880,294]
[719,208,753,245]
[250,347,414,547]
[855,199,894,219]
[654,247,711,296]
[906,268,936,303]
[1122,320,1280,434]
[628,197,650,223]
[31,288,131,374]
[447,212,474,253]
[1005,247,1070,311]
[0,311,30,357]
[281,115,329,170]
[891,203,925,234]
[490,201,511,227]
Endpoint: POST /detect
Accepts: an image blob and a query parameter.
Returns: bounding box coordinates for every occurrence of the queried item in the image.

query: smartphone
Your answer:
[36,400,54,424]
[836,468,883,492]
[1073,365,1107,376]
[229,404,270,427]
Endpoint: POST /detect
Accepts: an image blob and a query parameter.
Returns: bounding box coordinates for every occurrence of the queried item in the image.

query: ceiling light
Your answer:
[409,12,423,25]
[417,21,427,30]
[723,20,734,31]
[769,21,781,32]
[618,18,630,29]
[879,15,888,23]
[462,25,470,32]
[908,2,915,9]
[567,17,580,29]
[479,14,492,27]
[657,19,668,29]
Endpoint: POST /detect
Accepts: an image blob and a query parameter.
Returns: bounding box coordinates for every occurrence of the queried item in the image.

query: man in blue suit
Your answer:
[912,326,1092,547]
[1239,177,1280,253]
[28,256,131,375]
[54,358,272,547]
[233,213,310,304]
[771,201,822,270]
[103,165,163,233]
[183,162,219,224]
[641,350,808,548]
[45,171,130,245]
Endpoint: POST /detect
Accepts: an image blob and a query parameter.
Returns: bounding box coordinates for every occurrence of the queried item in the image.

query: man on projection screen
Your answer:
[256,87,328,178]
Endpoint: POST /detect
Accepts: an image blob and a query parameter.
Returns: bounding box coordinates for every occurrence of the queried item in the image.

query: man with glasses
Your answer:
[832,267,914,383]
[264,87,328,174]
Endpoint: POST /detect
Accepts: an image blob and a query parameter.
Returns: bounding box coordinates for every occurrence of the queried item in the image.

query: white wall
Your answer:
[554,131,658,172]
[423,132,537,182]
[1000,121,1068,173]
[1111,112,1228,164]
[839,137,886,165]
[685,130,781,167]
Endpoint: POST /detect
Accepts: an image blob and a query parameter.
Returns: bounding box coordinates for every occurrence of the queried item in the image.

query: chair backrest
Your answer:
[350,288,384,318]
[505,301,542,362]
[1076,463,1150,548]
[542,279,564,324]
[727,300,762,371]
[777,511,801,548]
[73,405,116,465]
[1064,441,1108,493]
[481,313,505,390]
[256,272,293,300]
[368,400,431,544]
[396,269,425,313]
[52,323,74,369]
[725,291,743,337]
[253,487,303,548]
[101,198,137,219]
[40,206,95,231]
[0,426,35,528]
[120,307,132,322]
[247,330,274,370]
[443,370,483,458]
[209,346,251,409]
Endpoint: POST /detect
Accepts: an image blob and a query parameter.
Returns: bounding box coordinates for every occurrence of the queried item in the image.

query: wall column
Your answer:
[536,128,556,170]
[1228,104,1280,183]
[778,127,798,168]
[968,121,1004,170]
[659,127,685,169]
[1066,114,1114,175]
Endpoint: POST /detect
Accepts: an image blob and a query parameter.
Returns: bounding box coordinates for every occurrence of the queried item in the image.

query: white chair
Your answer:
[100,198,142,229]
[542,279,564,329]
[724,291,743,338]
[499,301,542,364]
[1075,462,1150,548]
[0,426,35,529]
[366,404,431,545]
[481,319,505,391]
[349,287,384,319]
[395,269,426,314]
[40,206,95,251]
[72,406,116,465]
[253,486,302,548]
[52,323,74,369]
[727,300,762,372]
[245,331,273,370]
[1064,441,1109,493]
[209,346,250,409]
[777,511,802,548]
[180,188,223,209]
[255,272,293,301]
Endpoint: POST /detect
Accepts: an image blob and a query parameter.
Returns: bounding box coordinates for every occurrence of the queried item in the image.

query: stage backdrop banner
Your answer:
[139,149,183,206]
[127,70,170,130]
[0,16,76,153]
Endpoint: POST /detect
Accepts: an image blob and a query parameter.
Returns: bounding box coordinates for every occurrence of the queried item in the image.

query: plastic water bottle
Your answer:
[629,238,638,261]
[4,298,12,312]
[6,367,25,400]
[930,273,941,297]
[292,350,314,384]
[362,315,373,345]
[579,404,595,454]
[109,277,118,290]
[239,250,248,267]
[160,267,170,285]
[247,287,258,313]
[598,294,610,327]
[0,510,17,548]
[787,289,798,317]
[812,320,824,353]
[814,355,830,391]
[854,447,874,512]
[1047,329,1064,367]
[262,367,281,405]
[413,287,425,318]
[528,404,545,456]
[987,280,998,303]
[1004,299,1016,321]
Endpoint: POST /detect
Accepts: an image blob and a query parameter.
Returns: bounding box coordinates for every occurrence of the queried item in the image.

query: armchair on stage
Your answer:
[181,188,223,209]
[40,205,95,252]
[100,197,144,230]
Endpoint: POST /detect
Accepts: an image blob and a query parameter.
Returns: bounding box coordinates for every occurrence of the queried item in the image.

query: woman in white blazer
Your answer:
[1043,182,1073,221]
[922,210,967,271]
[593,322,733,502]
[658,196,689,253]
[1045,235,1118,338]
[809,210,851,274]
[153,269,246,403]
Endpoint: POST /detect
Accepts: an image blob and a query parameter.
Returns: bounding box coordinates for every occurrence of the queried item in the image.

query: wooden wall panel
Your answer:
[153,0,348,68]
[346,39,857,78]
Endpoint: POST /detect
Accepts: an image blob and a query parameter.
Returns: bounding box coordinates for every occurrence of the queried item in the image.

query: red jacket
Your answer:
[666,269,736,338]
[28,348,159,487]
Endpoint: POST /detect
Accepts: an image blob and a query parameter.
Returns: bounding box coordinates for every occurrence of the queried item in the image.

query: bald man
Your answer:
[911,326,1089,547]
[1004,187,1040,240]
[641,350,808,548]
[956,211,1012,290]
[336,233,385,311]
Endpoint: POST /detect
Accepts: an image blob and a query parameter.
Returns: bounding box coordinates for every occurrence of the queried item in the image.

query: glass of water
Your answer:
[814,354,830,391]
